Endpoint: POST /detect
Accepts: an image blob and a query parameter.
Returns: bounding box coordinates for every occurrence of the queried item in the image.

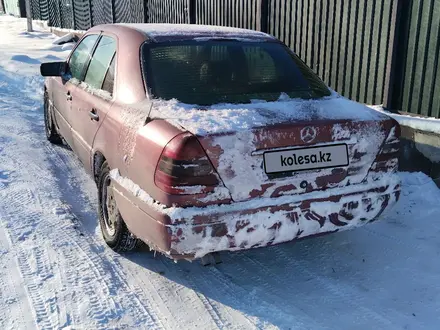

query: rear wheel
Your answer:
[44,91,63,144]
[98,161,142,252]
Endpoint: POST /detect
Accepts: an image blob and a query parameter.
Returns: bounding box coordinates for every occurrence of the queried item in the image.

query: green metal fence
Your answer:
[5,0,440,118]
[390,0,440,118]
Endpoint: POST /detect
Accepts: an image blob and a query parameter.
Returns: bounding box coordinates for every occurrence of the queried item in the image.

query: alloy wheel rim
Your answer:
[102,175,117,237]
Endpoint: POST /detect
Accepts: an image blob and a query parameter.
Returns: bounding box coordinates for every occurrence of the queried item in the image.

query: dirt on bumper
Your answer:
[167,175,401,259]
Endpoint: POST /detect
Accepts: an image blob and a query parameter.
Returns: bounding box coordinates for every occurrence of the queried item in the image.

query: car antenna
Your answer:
[144,101,154,125]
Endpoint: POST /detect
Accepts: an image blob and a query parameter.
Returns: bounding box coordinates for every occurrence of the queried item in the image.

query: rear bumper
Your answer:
[112,174,401,260]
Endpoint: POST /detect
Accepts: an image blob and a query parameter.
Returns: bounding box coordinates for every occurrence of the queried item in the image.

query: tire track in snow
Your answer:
[175,264,254,330]
[110,256,184,329]
[16,247,60,330]
[240,245,398,329]
[0,189,61,330]
[56,204,163,329]
[158,260,230,330]
[210,252,320,329]
[0,222,35,330]
[155,258,232,329]
[0,75,162,328]
[42,144,166,329]
[0,149,160,329]
[275,238,412,328]
[42,140,172,329]
[114,252,246,330]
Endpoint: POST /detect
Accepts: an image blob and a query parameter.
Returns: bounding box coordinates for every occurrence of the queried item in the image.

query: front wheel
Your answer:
[98,161,142,252]
[44,91,63,144]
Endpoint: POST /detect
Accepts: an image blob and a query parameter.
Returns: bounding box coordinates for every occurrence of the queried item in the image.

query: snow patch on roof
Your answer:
[117,23,273,40]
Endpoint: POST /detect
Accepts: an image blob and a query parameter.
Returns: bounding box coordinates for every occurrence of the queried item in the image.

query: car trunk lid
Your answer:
[153,97,394,202]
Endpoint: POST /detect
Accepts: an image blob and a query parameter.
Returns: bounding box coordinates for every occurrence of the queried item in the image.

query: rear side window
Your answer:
[69,35,99,81]
[102,55,116,95]
[142,41,330,106]
[84,36,116,91]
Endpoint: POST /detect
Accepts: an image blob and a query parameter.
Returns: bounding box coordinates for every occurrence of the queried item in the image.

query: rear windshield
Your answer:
[141,40,330,105]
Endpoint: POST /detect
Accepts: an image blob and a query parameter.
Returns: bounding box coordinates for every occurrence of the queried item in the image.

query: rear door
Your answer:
[69,35,117,172]
[51,34,99,148]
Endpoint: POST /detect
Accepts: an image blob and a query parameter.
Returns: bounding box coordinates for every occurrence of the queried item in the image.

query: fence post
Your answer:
[260,0,269,32]
[189,0,196,24]
[89,0,93,28]
[143,0,149,23]
[71,0,76,30]
[111,0,116,23]
[383,0,405,111]
[58,0,63,28]
[25,0,33,31]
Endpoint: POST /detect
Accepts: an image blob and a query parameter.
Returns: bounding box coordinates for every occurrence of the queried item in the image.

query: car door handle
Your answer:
[66,91,72,101]
[89,109,99,121]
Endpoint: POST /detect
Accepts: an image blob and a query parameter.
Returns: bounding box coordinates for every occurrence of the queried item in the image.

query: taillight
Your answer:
[155,132,219,194]
[371,124,400,173]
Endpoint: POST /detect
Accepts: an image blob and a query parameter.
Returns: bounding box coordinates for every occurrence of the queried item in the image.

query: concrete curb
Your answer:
[33,20,85,38]
[399,125,440,187]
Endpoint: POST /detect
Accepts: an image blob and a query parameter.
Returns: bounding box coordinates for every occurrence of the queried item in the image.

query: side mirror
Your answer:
[40,61,68,77]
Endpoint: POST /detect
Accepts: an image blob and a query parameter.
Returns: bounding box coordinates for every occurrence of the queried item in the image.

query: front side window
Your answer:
[84,36,116,91]
[69,34,99,81]
[142,40,330,106]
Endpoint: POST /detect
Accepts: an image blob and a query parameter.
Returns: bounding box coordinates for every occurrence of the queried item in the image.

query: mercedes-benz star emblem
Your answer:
[300,126,317,143]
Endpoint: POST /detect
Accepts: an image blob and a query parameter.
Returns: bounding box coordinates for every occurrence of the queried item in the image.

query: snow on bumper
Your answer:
[168,175,401,259]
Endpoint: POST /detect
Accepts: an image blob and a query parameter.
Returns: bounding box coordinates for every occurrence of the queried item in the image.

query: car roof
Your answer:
[97,23,276,43]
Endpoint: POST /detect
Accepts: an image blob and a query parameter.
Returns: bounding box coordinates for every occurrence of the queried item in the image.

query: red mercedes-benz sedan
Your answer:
[40,24,401,262]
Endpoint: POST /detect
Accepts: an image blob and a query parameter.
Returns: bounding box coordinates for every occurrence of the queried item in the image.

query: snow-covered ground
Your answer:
[1,15,440,330]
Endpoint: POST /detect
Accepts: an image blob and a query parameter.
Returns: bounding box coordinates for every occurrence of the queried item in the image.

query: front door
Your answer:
[70,36,117,173]
[51,77,75,147]
[53,34,100,148]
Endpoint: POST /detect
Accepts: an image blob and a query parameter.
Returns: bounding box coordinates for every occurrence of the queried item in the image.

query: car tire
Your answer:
[98,161,142,252]
[44,91,63,145]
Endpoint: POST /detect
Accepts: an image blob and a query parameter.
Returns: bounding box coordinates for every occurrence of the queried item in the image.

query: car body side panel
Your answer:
[50,77,75,147]
[126,119,185,201]
[70,85,113,174]
[92,104,125,178]
[93,102,187,232]
[112,183,171,252]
